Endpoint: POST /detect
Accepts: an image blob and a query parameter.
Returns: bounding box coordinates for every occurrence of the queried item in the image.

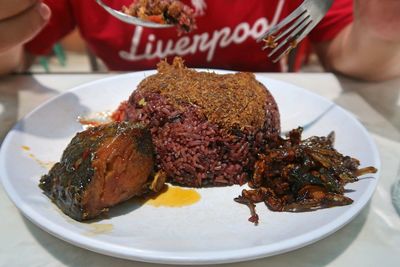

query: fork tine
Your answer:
[262,11,310,50]
[268,17,312,58]
[271,20,313,63]
[274,12,309,43]
[289,20,319,47]
[262,0,335,63]
[256,3,307,42]
[272,46,293,63]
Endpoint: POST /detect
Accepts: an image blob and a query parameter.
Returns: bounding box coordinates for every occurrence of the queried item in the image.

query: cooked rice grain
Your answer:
[116,91,277,187]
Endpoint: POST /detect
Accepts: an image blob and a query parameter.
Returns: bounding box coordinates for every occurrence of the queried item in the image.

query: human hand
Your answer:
[315,0,400,81]
[0,0,51,53]
[355,0,400,42]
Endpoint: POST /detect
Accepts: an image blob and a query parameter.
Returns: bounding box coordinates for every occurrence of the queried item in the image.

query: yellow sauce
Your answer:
[145,185,201,207]
[83,223,114,236]
[27,153,55,170]
[50,205,113,236]
[22,146,54,170]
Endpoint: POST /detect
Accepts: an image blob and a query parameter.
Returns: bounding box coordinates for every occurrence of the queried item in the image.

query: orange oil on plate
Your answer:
[145,185,201,207]
[21,145,54,170]
[21,145,30,151]
[83,223,114,236]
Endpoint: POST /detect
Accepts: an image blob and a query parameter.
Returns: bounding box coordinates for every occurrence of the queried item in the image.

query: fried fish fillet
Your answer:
[39,122,159,221]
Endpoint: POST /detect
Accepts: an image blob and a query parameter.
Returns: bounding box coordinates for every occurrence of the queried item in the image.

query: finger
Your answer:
[0,3,51,53]
[0,0,38,21]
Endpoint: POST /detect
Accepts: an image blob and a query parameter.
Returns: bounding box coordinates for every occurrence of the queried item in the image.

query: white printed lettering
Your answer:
[119,1,285,63]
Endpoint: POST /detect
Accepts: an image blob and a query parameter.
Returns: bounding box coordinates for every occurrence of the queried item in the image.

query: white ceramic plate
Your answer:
[0,71,380,265]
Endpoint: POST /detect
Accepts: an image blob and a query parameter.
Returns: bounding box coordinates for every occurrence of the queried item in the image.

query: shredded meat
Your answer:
[122,0,196,34]
[235,127,378,224]
[134,57,280,132]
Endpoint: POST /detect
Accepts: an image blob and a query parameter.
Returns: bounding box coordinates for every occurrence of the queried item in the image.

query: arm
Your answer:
[315,0,400,81]
[0,1,51,75]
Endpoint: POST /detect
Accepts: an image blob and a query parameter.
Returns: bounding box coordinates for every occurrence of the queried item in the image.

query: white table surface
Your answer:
[0,73,399,267]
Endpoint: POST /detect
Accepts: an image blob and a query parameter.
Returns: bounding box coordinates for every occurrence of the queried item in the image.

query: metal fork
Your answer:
[257,0,333,63]
[95,0,173,29]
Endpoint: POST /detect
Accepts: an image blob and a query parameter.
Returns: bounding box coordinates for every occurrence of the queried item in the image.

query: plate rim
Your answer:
[0,71,381,264]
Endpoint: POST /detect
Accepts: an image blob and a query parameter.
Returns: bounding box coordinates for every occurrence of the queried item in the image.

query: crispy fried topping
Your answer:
[135,57,274,131]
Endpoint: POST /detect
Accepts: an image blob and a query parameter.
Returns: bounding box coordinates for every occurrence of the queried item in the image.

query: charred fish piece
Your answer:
[39,121,158,221]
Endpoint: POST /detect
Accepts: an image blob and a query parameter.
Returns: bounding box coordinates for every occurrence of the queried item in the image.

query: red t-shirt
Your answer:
[26,0,353,72]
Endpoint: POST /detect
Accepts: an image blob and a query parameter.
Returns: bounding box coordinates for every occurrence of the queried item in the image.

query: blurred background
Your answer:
[30,29,107,73]
[27,29,399,131]
[29,29,324,74]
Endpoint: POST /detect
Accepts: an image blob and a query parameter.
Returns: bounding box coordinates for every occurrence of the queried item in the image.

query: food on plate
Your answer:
[112,57,280,187]
[38,57,377,224]
[235,127,378,224]
[39,122,164,221]
[122,0,196,33]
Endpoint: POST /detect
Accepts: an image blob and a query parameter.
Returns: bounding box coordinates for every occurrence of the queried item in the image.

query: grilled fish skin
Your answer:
[39,122,155,221]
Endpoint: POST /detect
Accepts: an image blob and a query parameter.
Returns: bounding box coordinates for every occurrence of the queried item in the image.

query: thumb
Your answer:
[0,2,51,53]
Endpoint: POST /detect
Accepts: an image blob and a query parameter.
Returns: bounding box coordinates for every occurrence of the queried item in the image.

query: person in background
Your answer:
[0,0,399,81]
